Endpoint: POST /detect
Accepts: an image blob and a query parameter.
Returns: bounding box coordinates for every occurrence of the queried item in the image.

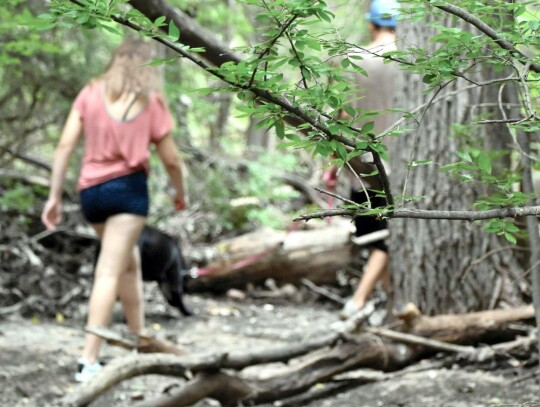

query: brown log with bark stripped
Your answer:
[190,223,353,291]
[64,305,535,407]
[406,304,535,344]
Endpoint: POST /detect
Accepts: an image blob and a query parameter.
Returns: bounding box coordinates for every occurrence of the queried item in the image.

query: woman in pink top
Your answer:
[41,39,186,382]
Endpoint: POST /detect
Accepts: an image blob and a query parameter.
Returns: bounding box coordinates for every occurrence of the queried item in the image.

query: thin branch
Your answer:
[476,116,532,125]
[300,278,346,305]
[401,82,450,203]
[497,82,538,163]
[247,14,299,88]
[344,160,371,208]
[286,32,310,89]
[314,187,357,206]
[364,327,476,355]
[2,148,52,172]
[294,205,540,222]
[458,245,530,282]
[370,145,394,207]
[520,260,540,282]
[346,41,415,67]
[518,62,539,120]
[428,1,540,73]
[375,75,525,141]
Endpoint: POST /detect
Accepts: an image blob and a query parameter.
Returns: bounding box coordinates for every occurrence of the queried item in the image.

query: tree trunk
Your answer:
[245,116,269,155]
[389,13,524,315]
[129,0,242,66]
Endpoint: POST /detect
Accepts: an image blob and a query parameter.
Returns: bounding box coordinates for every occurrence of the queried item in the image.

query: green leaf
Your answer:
[275,120,285,139]
[504,232,517,245]
[356,141,369,150]
[315,142,332,157]
[456,151,473,162]
[360,121,375,134]
[154,16,166,26]
[168,20,180,41]
[477,154,492,174]
[423,74,437,84]
[334,143,348,160]
[342,105,356,118]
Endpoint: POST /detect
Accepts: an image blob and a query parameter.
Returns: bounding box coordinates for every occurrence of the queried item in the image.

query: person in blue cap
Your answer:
[366,0,399,28]
[325,0,400,320]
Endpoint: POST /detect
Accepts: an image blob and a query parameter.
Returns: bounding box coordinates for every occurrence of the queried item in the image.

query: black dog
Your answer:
[138,225,193,316]
[96,225,193,316]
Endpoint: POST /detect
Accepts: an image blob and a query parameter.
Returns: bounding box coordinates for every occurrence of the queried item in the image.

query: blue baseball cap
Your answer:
[366,0,400,27]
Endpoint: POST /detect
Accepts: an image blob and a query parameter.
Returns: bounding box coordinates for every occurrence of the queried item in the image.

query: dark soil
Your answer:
[1,287,540,407]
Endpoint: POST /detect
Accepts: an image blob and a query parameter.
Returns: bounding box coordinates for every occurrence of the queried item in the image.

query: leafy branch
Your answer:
[47,0,539,223]
[427,0,540,73]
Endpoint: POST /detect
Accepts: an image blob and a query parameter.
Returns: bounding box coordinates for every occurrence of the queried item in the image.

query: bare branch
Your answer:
[314,186,357,206]
[344,161,371,207]
[364,327,476,355]
[294,205,540,222]
[401,83,450,202]
[376,75,526,140]
[476,116,533,125]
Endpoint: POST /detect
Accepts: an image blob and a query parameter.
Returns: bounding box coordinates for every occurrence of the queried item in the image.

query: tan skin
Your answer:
[42,85,186,363]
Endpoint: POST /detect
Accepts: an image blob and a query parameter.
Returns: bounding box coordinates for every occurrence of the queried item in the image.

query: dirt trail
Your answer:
[1,292,539,407]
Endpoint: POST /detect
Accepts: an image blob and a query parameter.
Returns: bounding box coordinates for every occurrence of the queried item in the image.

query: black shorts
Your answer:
[350,189,388,252]
[80,170,149,224]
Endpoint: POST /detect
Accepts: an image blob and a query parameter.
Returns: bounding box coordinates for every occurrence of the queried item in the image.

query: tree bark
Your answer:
[389,13,524,315]
[128,0,242,67]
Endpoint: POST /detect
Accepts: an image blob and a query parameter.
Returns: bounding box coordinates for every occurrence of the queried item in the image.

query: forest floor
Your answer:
[1,287,540,407]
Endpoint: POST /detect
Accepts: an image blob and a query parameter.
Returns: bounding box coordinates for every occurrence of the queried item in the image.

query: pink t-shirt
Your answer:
[73,81,173,190]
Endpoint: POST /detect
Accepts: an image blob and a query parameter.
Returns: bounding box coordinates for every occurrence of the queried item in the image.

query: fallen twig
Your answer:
[300,278,346,305]
[364,326,476,356]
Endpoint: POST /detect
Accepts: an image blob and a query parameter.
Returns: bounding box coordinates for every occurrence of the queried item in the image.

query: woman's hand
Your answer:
[323,166,338,190]
[41,197,62,230]
[174,194,186,211]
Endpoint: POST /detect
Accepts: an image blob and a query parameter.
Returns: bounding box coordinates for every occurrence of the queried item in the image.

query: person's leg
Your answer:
[341,189,389,318]
[117,247,144,335]
[82,214,145,364]
[352,248,389,309]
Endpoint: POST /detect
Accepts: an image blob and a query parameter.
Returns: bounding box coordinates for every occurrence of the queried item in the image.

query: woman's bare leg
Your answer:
[82,214,145,363]
[118,247,144,335]
[352,248,389,309]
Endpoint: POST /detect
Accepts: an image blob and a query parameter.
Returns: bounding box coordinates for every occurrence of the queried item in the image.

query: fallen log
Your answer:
[39,223,356,293]
[189,223,354,291]
[403,303,535,344]
[63,304,535,407]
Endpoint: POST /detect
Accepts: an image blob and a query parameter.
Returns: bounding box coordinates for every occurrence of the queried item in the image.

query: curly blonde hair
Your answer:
[101,39,162,103]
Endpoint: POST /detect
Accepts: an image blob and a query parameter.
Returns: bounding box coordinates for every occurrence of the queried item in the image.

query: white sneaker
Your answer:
[340,298,361,320]
[75,358,104,382]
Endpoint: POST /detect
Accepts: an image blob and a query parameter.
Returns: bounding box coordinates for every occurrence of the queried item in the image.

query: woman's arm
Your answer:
[155,133,186,210]
[41,108,83,230]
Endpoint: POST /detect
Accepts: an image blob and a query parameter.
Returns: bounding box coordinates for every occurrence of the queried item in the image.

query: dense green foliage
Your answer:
[1,0,539,239]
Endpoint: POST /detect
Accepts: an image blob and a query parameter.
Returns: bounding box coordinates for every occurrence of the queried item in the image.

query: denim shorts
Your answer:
[80,170,149,223]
